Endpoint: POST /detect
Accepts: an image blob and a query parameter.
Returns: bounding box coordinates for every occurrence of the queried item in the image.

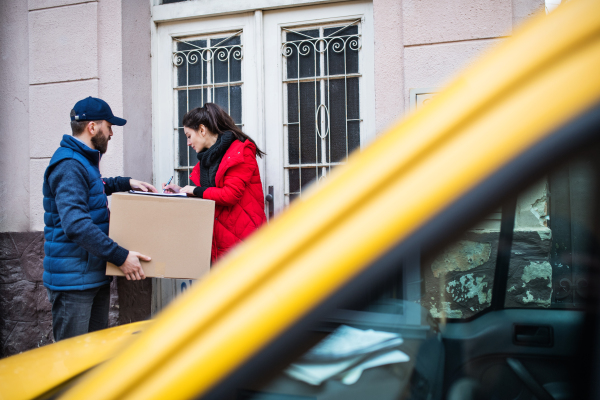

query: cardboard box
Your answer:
[106,192,215,279]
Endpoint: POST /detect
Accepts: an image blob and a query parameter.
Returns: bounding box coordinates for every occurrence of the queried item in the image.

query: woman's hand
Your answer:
[162,183,181,193]
[179,185,196,195]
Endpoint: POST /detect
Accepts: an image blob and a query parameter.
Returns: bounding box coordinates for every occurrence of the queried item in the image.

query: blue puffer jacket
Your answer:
[43,135,129,291]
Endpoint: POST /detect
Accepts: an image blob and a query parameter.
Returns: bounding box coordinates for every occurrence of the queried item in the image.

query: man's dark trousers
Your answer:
[46,284,110,341]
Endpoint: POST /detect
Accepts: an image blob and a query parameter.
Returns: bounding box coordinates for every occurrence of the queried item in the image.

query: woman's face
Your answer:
[184,126,207,153]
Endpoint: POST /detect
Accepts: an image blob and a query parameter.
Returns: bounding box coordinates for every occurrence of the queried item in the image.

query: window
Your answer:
[282,20,363,203]
[505,154,596,309]
[219,145,599,400]
[424,151,598,318]
[172,31,243,186]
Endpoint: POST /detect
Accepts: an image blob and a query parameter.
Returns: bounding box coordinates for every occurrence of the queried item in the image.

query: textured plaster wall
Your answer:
[28,2,100,231]
[0,0,30,232]
[27,0,128,230]
[28,0,97,11]
[403,38,505,104]
[373,0,542,128]
[97,0,124,180]
[401,0,511,107]
[373,0,403,133]
[29,80,100,159]
[28,3,98,85]
[122,0,153,184]
[513,0,545,27]
[403,0,512,46]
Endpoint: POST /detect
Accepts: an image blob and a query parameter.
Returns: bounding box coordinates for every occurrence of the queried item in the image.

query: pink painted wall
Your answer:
[25,0,126,231]
[0,0,30,232]
[122,0,154,185]
[373,0,544,132]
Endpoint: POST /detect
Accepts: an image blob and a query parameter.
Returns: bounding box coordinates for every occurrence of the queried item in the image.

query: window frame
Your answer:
[262,1,376,215]
[152,0,360,22]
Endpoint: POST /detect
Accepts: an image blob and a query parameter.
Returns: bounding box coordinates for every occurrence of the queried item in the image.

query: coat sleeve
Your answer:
[101,177,132,195]
[202,149,255,207]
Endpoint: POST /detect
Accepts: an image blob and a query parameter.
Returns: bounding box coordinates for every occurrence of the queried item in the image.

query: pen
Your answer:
[163,176,173,193]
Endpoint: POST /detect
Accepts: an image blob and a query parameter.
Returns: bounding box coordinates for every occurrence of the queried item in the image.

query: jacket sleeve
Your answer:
[102,176,132,196]
[202,149,255,207]
[49,160,130,266]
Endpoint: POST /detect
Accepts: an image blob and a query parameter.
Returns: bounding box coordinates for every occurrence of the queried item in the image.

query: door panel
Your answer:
[443,309,584,400]
[263,1,375,216]
[153,13,258,311]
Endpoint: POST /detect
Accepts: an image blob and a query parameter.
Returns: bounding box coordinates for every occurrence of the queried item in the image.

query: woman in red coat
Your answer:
[163,103,267,263]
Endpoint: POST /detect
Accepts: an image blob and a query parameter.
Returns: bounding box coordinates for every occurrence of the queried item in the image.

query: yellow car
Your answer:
[2,0,600,399]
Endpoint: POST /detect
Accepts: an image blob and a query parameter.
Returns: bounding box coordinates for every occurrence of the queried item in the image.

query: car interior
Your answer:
[214,140,600,400]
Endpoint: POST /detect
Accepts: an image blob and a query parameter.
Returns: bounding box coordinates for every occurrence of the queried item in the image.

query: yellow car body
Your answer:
[1,0,600,399]
[0,321,150,400]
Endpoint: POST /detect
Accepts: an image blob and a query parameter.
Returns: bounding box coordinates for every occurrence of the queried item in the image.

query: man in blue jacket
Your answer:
[43,96,157,341]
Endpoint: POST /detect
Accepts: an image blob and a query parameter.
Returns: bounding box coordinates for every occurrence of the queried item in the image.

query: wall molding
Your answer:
[152,0,357,23]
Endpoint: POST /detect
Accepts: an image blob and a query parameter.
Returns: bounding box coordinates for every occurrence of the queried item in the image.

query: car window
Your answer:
[222,144,599,400]
[227,224,501,399]
[421,227,501,320]
[505,152,597,309]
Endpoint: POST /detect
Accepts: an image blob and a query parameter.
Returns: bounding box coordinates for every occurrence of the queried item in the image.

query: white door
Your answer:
[153,13,261,311]
[263,1,375,216]
[151,2,374,311]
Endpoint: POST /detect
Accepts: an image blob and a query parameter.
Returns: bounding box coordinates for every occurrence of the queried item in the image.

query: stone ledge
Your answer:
[0,231,152,358]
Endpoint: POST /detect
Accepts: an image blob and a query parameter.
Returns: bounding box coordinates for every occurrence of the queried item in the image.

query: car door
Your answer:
[197,146,600,400]
[52,1,600,399]
[440,150,598,400]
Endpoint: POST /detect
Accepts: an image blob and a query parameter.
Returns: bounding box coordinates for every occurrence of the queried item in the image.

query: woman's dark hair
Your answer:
[182,103,265,158]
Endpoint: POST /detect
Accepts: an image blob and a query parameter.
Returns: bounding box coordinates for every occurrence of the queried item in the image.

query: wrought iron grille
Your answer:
[172,31,243,186]
[282,19,362,203]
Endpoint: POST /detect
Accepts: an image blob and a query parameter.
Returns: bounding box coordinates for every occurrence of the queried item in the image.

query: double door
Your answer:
[153,1,375,309]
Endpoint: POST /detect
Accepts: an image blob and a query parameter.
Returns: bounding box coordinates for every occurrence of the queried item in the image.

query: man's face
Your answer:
[91,121,113,154]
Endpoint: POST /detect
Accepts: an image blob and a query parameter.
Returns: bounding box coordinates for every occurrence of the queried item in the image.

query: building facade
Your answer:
[0,0,544,357]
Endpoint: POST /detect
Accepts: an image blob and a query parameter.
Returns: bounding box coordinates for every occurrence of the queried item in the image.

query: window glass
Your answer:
[233,220,501,399]
[505,153,597,309]
[228,145,599,399]
[421,230,501,319]
[172,31,243,186]
[283,20,362,203]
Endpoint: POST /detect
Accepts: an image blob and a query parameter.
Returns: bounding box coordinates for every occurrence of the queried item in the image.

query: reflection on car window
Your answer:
[236,221,502,399]
[234,149,599,400]
[506,154,596,309]
[421,229,500,319]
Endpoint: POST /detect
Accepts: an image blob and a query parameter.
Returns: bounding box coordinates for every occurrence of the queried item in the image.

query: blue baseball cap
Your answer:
[70,96,127,126]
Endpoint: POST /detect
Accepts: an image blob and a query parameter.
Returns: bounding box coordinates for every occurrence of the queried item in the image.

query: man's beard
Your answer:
[91,132,109,154]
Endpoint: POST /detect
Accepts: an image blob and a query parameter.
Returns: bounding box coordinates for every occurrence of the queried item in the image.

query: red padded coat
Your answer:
[189,139,267,263]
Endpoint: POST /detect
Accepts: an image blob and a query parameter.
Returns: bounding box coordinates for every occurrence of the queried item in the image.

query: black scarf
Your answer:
[197,131,236,188]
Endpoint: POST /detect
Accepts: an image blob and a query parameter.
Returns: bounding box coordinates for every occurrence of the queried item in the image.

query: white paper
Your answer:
[340,350,410,385]
[128,190,187,197]
[303,325,403,361]
[285,354,364,386]
[284,325,409,386]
